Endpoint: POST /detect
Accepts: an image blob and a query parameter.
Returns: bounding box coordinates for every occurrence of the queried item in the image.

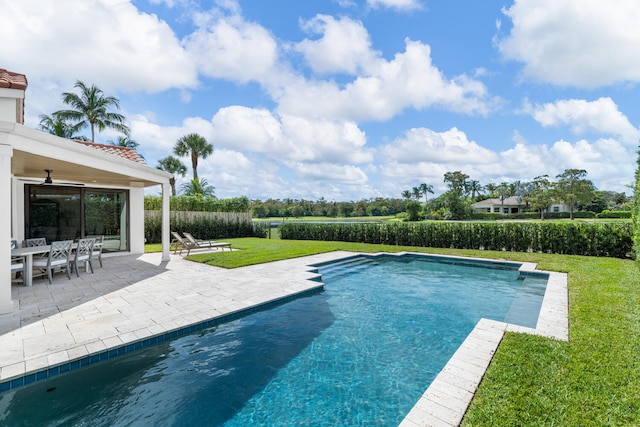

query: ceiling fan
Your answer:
[20,170,84,186]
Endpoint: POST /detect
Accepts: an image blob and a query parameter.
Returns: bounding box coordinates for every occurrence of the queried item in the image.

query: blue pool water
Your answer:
[0,254,547,426]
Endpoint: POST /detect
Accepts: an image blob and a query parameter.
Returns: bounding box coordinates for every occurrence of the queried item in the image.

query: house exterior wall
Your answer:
[0,88,23,124]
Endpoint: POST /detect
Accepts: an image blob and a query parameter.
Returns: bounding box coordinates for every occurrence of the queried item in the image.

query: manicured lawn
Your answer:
[146,238,640,425]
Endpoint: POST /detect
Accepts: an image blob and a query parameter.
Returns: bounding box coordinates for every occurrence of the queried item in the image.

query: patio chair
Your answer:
[170,231,198,255]
[11,239,24,284]
[88,235,104,267]
[32,240,73,284]
[182,232,232,251]
[23,237,48,260]
[70,238,95,277]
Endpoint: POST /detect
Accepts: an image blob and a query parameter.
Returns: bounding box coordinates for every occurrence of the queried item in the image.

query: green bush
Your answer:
[144,216,265,243]
[597,210,632,219]
[279,221,633,258]
[144,195,250,212]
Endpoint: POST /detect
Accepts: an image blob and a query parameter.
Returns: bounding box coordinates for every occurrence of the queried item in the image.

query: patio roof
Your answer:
[3,121,170,187]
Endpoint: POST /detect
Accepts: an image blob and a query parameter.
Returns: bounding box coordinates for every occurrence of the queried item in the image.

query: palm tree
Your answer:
[418,183,434,203]
[157,156,187,196]
[108,135,139,148]
[412,186,422,200]
[467,180,483,200]
[401,190,412,200]
[181,178,215,197]
[173,133,214,180]
[55,80,129,142]
[38,113,85,139]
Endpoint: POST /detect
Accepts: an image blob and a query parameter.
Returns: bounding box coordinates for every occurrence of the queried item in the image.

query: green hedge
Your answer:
[596,210,632,218]
[145,217,268,243]
[144,195,250,212]
[470,211,597,220]
[279,222,633,258]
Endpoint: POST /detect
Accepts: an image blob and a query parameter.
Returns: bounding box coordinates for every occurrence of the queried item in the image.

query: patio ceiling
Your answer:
[11,149,159,187]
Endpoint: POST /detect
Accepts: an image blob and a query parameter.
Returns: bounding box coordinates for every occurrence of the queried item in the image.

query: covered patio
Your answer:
[1,68,172,313]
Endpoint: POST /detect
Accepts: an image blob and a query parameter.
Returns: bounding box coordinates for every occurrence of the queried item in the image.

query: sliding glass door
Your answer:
[26,186,129,252]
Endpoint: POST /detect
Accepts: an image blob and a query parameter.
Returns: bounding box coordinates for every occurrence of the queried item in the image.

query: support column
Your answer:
[161,182,170,262]
[0,144,15,313]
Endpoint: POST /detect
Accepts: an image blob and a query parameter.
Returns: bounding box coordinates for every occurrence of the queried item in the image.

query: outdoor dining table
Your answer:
[11,243,80,287]
[11,245,50,287]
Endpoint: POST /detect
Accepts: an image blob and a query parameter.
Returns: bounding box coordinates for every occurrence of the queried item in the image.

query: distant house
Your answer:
[1,68,173,313]
[471,196,570,215]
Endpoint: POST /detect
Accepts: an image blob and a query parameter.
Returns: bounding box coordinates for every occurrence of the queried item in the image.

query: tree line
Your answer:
[401,169,630,221]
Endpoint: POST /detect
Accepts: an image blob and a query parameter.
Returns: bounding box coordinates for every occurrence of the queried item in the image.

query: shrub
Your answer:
[279,221,632,258]
[144,216,265,243]
[597,210,632,219]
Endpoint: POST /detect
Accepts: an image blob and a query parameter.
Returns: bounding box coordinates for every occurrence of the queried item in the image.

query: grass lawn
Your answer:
[145,238,640,425]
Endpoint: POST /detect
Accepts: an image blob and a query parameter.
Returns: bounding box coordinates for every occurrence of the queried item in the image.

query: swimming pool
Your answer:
[0,253,548,426]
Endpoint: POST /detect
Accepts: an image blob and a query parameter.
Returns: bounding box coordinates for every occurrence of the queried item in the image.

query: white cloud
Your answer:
[211,106,373,164]
[278,39,496,121]
[367,0,423,12]
[295,15,379,75]
[380,127,498,164]
[0,0,197,93]
[498,0,640,87]
[524,97,640,145]
[184,13,279,84]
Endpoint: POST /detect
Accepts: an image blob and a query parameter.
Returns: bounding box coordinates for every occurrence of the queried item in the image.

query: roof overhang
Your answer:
[1,121,172,188]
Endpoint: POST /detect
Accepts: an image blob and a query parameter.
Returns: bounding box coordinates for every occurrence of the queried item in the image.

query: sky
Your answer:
[1,0,640,201]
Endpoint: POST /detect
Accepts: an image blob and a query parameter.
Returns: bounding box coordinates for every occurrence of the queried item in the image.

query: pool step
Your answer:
[503,277,548,328]
[317,257,380,281]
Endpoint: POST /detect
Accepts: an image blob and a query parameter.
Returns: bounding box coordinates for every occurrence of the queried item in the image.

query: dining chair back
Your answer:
[10,239,24,284]
[24,237,47,247]
[88,235,104,267]
[71,238,95,276]
[32,240,73,284]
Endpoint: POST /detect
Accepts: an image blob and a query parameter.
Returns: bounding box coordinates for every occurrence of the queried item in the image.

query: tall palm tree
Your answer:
[55,80,129,142]
[412,186,422,200]
[401,190,412,200]
[181,178,215,197]
[157,156,187,196]
[467,180,483,200]
[38,113,85,140]
[173,133,214,180]
[418,183,434,203]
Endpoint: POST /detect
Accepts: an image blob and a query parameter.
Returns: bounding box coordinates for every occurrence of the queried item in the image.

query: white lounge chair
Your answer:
[182,232,232,251]
[170,231,198,255]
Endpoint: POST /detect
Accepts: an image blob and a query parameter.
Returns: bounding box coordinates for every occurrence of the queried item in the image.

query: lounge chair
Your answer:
[183,232,232,251]
[32,240,73,284]
[170,231,199,255]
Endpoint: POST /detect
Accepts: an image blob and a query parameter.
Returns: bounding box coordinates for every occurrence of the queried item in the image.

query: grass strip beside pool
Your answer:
[146,238,640,425]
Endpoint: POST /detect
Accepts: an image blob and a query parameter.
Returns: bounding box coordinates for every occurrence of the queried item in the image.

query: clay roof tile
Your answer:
[75,140,146,164]
[0,68,28,90]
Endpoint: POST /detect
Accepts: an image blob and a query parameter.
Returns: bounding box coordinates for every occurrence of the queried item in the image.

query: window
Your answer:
[553,206,560,212]
[493,207,500,213]
[26,185,129,252]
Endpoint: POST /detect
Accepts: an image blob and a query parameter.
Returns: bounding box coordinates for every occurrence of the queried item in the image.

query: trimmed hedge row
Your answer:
[279,221,633,258]
[144,195,250,212]
[145,216,268,243]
